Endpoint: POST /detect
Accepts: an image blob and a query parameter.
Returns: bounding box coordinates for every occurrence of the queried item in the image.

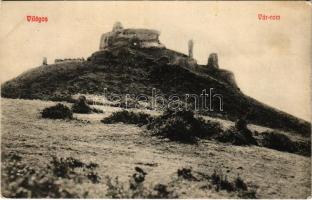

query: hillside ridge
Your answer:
[1,45,310,135]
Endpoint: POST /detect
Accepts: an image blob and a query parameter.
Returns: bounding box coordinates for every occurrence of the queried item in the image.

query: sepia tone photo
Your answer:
[0,1,311,198]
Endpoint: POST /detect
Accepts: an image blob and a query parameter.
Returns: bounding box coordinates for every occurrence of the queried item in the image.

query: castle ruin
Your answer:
[99,22,165,50]
[95,22,236,88]
[42,57,47,65]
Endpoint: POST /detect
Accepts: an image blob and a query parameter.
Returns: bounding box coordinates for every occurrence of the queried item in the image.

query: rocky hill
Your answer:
[1,46,310,135]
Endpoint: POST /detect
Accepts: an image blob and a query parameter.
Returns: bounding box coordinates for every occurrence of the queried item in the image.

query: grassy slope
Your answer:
[1,47,310,135]
[1,98,311,198]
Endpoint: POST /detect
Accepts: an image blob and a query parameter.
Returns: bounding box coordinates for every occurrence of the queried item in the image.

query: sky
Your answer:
[0,1,311,120]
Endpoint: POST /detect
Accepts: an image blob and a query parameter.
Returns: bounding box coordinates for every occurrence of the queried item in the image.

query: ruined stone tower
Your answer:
[188,40,194,59]
[207,53,219,69]
[112,21,123,32]
[42,57,47,65]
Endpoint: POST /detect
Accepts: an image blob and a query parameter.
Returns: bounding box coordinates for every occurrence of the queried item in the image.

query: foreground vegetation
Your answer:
[2,152,257,198]
[1,153,99,198]
[102,109,311,156]
[39,101,311,156]
[2,99,310,198]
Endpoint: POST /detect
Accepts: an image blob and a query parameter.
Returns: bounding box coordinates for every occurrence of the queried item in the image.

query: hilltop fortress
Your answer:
[91,22,237,88]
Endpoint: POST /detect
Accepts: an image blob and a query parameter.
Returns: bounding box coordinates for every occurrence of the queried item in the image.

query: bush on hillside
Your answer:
[147,109,222,144]
[249,130,311,157]
[211,169,235,192]
[72,96,103,114]
[261,131,311,157]
[41,103,73,119]
[235,118,248,131]
[215,118,257,146]
[72,101,92,114]
[49,156,100,183]
[216,127,257,146]
[261,131,296,153]
[295,140,311,157]
[210,169,255,198]
[101,110,153,126]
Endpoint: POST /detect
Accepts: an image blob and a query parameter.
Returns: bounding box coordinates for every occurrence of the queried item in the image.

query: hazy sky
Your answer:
[0,1,311,120]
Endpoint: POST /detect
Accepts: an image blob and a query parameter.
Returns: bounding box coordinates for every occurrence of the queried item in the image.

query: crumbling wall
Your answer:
[218,69,237,87]
[55,58,85,64]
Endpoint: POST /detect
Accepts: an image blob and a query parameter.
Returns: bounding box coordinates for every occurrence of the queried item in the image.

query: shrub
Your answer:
[235,118,248,131]
[147,109,222,144]
[238,190,257,199]
[71,95,104,114]
[149,112,199,143]
[261,131,296,153]
[41,103,73,119]
[72,102,91,113]
[210,169,254,197]
[234,176,248,191]
[211,169,235,192]
[130,167,147,189]
[216,119,257,146]
[101,110,153,126]
[295,141,311,157]
[49,156,100,183]
[152,184,175,198]
[216,127,257,146]
[245,130,312,157]
[72,96,92,114]
[261,131,311,157]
